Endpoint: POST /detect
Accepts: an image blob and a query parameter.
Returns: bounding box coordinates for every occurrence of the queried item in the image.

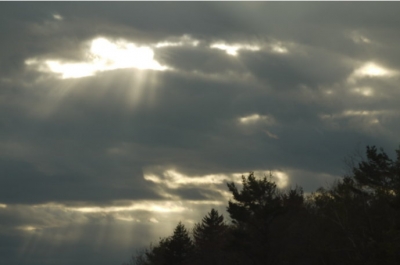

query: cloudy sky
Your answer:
[1,2,400,265]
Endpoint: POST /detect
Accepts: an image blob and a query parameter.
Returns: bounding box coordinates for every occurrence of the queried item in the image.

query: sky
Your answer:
[1,2,400,265]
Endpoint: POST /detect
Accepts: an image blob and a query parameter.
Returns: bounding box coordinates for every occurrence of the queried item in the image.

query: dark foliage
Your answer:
[192,209,228,265]
[126,145,400,265]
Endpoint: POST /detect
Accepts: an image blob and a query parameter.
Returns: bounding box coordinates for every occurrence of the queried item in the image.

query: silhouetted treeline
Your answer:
[124,146,400,265]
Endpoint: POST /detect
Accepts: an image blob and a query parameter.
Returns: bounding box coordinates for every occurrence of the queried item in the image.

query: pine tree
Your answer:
[193,209,226,246]
[353,145,400,208]
[226,172,283,265]
[227,172,282,227]
[192,209,228,265]
[164,222,194,265]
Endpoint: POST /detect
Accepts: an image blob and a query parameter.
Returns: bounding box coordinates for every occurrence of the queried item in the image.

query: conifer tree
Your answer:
[193,208,226,247]
[164,222,194,265]
[353,145,400,208]
[227,172,282,227]
[125,146,400,265]
[192,209,228,265]
[226,172,283,265]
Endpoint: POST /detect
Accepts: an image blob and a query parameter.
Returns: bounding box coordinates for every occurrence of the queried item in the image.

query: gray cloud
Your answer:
[1,2,400,265]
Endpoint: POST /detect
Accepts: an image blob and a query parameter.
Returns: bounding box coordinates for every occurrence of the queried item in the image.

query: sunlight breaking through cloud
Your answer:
[67,201,186,213]
[357,63,390,77]
[149,217,159,223]
[270,43,289,54]
[239,113,274,124]
[210,42,260,56]
[52,14,63,21]
[348,62,397,83]
[352,86,374,97]
[25,37,169,79]
[144,167,291,200]
[17,226,40,232]
[114,214,140,222]
[155,35,199,48]
[318,109,398,134]
[144,169,241,189]
[319,109,388,121]
[250,170,289,189]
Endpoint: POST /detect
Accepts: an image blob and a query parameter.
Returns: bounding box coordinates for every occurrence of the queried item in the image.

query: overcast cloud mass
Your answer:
[1,2,400,265]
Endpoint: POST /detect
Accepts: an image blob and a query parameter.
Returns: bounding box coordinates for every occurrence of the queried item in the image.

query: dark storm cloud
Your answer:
[1,63,398,204]
[2,2,400,265]
[241,49,353,89]
[155,45,245,74]
[0,158,162,205]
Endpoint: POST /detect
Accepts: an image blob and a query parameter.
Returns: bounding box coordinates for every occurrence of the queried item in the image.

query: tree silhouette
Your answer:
[227,172,282,226]
[129,222,194,265]
[193,209,228,265]
[193,209,226,246]
[353,145,400,209]
[311,146,400,264]
[163,222,194,265]
[226,172,283,264]
[125,145,400,265]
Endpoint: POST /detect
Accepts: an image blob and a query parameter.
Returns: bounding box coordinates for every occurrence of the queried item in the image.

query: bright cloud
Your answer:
[269,42,289,54]
[210,40,290,56]
[144,169,242,189]
[348,62,397,83]
[210,42,260,56]
[343,110,380,117]
[271,45,288,54]
[149,217,159,223]
[67,201,186,213]
[17,225,39,232]
[144,168,290,197]
[52,14,63,21]
[155,35,200,48]
[319,109,386,120]
[25,37,169,79]
[251,170,289,189]
[352,86,374,97]
[239,113,273,124]
[356,63,391,77]
[272,171,289,188]
[318,109,396,133]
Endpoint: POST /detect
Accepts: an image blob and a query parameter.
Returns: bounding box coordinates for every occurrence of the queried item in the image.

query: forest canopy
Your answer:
[125,146,400,265]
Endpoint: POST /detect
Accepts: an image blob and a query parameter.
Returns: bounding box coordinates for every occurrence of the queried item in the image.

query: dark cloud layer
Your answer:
[1,2,400,265]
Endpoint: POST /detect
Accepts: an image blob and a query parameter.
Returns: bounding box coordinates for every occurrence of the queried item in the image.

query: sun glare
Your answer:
[348,62,396,83]
[360,64,389,76]
[26,37,169,79]
[90,38,166,71]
